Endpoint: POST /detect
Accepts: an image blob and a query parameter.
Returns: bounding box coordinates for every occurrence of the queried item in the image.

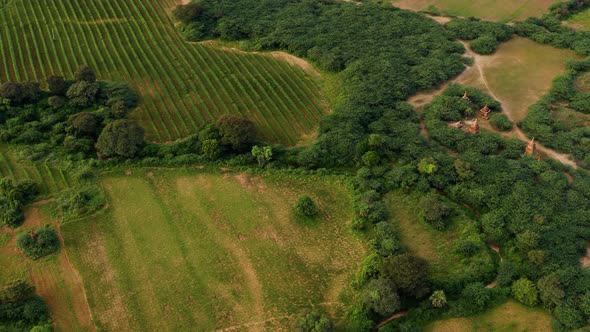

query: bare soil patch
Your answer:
[18,204,95,332]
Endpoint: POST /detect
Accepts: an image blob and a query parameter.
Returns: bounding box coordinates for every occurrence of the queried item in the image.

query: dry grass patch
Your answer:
[391,0,553,21]
[426,300,552,332]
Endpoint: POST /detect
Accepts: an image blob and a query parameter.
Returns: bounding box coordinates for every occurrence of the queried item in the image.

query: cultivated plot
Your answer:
[0,0,328,145]
[62,170,364,331]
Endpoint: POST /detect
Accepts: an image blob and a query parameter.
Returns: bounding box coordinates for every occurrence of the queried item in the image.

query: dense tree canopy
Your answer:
[96,119,145,158]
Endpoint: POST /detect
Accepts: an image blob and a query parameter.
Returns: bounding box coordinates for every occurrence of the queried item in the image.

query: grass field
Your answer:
[0,204,94,332]
[385,192,496,281]
[456,37,579,123]
[567,8,590,30]
[61,169,364,331]
[391,0,553,21]
[0,0,328,145]
[575,72,590,93]
[426,300,552,332]
[0,146,74,197]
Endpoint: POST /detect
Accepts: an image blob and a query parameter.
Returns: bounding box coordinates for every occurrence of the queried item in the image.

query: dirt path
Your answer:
[373,311,408,331]
[459,40,578,169]
[21,203,96,332]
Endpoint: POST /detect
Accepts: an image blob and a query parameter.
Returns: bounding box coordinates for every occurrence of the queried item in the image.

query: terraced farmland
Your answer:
[0,147,73,196]
[0,0,328,145]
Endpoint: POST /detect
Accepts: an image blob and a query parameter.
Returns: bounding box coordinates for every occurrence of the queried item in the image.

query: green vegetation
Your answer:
[568,8,590,29]
[520,57,590,167]
[490,113,514,131]
[62,170,364,330]
[0,178,37,228]
[425,300,552,331]
[16,226,60,260]
[295,195,319,218]
[0,280,50,331]
[0,0,327,145]
[444,18,513,54]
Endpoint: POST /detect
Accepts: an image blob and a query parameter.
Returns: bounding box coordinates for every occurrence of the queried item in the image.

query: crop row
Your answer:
[0,0,328,145]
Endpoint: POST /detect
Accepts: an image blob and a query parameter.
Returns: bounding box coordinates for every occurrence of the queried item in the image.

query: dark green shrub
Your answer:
[470,35,500,55]
[295,310,333,332]
[46,75,66,95]
[74,64,96,83]
[295,195,318,217]
[66,81,99,108]
[47,95,65,109]
[490,113,513,131]
[216,115,257,152]
[16,227,60,259]
[173,3,204,24]
[512,277,538,306]
[362,278,400,316]
[419,193,451,230]
[96,119,145,158]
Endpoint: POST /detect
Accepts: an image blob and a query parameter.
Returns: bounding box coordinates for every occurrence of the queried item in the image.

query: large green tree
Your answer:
[96,119,145,158]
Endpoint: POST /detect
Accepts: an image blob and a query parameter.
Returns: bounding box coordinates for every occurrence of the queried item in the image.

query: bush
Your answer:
[419,193,451,230]
[57,185,105,220]
[46,75,66,95]
[295,311,333,332]
[295,195,318,217]
[47,95,65,109]
[74,64,96,83]
[362,278,400,316]
[97,119,145,158]
[216,115,257,152]
[173,3,204,24]
[470,35,500,55]
[66,81,99,108]
[69,112,99,136]
[16,227,60,259]
[490,113,513,131]
[512,277,538,306]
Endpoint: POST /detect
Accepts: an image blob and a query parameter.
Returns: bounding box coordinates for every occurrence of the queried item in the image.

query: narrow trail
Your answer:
[459,40,579,169]
[373,311,408,331]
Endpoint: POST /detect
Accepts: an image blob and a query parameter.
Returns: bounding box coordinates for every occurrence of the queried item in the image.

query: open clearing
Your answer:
[426,300,552,332]
[567,8,590,30]
[0,0,328,145]
[0,203,94,332]
[391,0,553,21]
[61,169,364,331]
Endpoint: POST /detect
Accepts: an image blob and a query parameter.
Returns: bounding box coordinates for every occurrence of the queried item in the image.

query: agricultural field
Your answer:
[391,0,554,21]
[61,169,364,331]
[426,300,552,331]
[567,8,590,30]
[0,204,93,332]
[0,0,328,145]
[0,146,74,196]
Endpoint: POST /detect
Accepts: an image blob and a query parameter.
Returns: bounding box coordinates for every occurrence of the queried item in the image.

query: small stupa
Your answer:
[467,119,479,134]
[478,104,491,120]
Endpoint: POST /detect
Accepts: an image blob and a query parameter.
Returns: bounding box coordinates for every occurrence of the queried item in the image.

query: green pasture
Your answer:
[0,0,328,145]
[426,300,552,332]
[568,8,590,30]
[61,169,364,331]
[391,0,553,22]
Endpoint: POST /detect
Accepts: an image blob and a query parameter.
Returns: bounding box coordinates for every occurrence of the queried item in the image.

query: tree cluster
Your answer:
[0,65,143,161]
[519,57,590,167]
[444,18,513,55]
[514,16,590,56]
[16,226,60,260]
[0,178,37,228]
[548,0,590,20]
[0,280,50,330]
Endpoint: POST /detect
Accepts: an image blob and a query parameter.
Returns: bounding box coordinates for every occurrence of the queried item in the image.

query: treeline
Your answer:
[520,57,590,167]
[0,65,142,161]
[514,16,590,56]
[444,18,513,55]
[548,0,590,20]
